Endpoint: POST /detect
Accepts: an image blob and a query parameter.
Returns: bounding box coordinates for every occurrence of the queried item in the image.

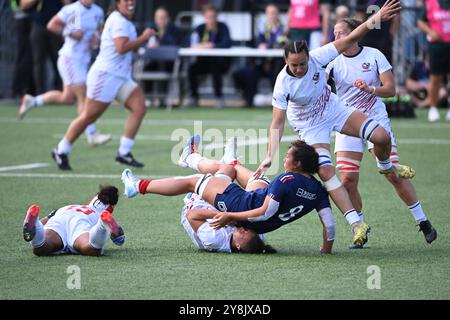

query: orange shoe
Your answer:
[100,210,125,246]
[23,205,40,242]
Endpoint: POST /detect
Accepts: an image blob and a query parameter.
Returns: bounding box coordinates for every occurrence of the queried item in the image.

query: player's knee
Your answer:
[217,164,236,180]
[371,128,391,146]
[318,164,335,181]
[340,174,358,193]
[359,118,389,145]
[61,93,76,104]
[32,246,49,256]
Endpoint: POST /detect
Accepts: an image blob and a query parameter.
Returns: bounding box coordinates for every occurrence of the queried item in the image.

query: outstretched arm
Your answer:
[318,207,335,254]
[209,196,275,229]
[333,0,401,54]
[253,107,286,178]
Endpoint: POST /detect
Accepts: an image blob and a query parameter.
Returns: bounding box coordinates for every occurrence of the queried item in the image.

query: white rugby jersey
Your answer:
[183,193,233,253]
[56,195,112,227]
[326,46,392,118]
[272,43,340,128]
[90,10,137,78]
[57,1,104,62]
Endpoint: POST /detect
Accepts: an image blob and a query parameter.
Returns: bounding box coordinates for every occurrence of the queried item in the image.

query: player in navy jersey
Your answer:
[121,137,338,252]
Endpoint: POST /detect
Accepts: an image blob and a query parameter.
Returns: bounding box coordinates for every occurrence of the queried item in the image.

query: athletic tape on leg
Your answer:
[359,118,380,141]
[194,174,213,198]
[336,157,361,173]
[323,175,342,191]
[316,148,334,168]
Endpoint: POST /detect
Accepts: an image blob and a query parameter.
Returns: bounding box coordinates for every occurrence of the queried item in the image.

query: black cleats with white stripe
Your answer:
[51,148,72,170]
[115,152,144,168]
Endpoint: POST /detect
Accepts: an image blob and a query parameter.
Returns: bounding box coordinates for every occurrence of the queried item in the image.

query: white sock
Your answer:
[408,201,427,223]
[430,105,438,111]
[118,136,134,156]
[344,209,360,225]
[31,220,46,248]
[358,211,364,223]
[85,123,97,137]
[376,158,393,171]
[186,153,204,172]
[35,95,44,107]
[88,219,109,250]
[57,137,72,154]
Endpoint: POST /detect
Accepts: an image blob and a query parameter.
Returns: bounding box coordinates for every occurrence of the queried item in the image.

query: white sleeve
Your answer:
[310,42,340,68]
[196,224,232,253]
[56,5,69,24]
[111,16,131,39]
[272,74,289,110]
[318,207,336,241]
[374,49,392,75]
[248,198,279,222]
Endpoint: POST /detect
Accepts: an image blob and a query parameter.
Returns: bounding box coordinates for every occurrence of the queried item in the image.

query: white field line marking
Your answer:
[6,117,450,129]
[0,163,50,172]
[0,173,168,179]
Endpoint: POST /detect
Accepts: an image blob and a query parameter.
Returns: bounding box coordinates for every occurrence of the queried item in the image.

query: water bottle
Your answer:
[190,31,199,47]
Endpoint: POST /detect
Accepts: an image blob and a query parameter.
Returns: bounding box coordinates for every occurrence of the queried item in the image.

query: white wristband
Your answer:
[371,86,376,95]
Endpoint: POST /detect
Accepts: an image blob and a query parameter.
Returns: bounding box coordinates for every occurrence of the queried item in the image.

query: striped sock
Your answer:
[376,158,392,171]
[344,209,360,225]
[358,211,364,223]
[408,201,427,223]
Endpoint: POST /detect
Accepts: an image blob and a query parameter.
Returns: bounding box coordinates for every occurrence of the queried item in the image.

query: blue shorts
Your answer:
[214,183,267,212]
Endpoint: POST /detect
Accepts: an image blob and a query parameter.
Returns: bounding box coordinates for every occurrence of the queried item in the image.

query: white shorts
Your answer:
[334,115,399,162]
[86,68,138,104]
[57,55,88,87]
[44,209,96,254]
[296,95,356,146]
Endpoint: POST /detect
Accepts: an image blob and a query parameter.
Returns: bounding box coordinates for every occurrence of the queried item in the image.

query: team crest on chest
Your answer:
[362,62,371,71]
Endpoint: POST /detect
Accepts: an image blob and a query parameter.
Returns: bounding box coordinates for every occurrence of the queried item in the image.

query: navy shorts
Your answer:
[214,183,267,212]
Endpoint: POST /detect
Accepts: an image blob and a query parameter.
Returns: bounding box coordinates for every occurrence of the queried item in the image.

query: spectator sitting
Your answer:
[142,6,181,107]
[233,3,286,107]
[406,51,447,109]
[185,3,232,108]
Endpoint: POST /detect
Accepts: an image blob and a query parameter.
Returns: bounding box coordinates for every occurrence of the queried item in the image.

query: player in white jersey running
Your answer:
[253,0,408,243]
[51,0,156,170]
[22,185,125,256]
[326,18,437,246]
[18,0,111,147]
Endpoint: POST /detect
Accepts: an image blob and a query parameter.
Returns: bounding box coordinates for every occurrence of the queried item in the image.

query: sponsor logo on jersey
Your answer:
[296,188,317,200]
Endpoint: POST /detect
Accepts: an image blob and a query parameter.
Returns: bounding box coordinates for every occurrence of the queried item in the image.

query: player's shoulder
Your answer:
[275,172,297,184]
[92,3,104,15]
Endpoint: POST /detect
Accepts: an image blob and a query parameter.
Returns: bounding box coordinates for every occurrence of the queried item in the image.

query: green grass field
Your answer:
[0,104,449,299]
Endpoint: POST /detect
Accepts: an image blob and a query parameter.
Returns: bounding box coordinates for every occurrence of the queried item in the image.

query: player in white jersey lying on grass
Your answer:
[122,136,338,252]
[22,185,124,256]
[19,0,111,147]
[51,0,156,170]
[253,0,409,246]
[326,18,437,246]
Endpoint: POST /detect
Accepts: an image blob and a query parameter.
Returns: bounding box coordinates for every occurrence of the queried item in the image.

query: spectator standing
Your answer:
[287,0,331,49]
[417,0,450,121]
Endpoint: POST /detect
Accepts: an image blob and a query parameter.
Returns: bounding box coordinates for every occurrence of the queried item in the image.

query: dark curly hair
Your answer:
[97,185,119,206]
[289,140,319,174]
[233,233,277,254]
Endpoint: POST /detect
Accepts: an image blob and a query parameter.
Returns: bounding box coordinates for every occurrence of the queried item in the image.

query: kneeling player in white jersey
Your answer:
[52,0,156,170]
[326,18,437,246]
[18,0,111,147]
[22,185,124,256]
